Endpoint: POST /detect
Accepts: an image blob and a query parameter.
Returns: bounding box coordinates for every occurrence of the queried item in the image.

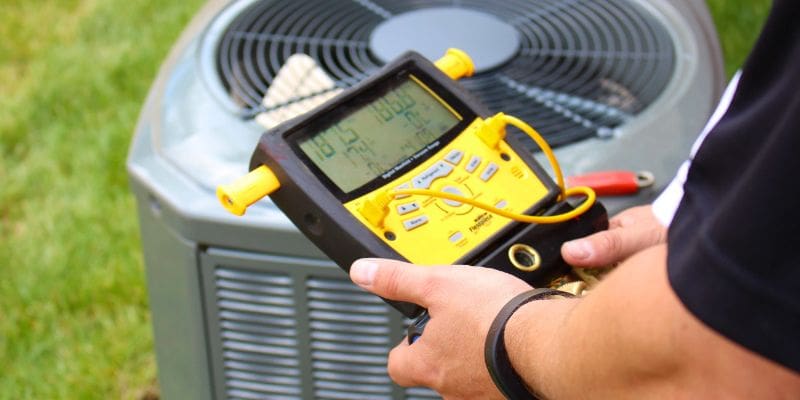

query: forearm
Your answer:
[509,245,684,398]
[506,244,800,399]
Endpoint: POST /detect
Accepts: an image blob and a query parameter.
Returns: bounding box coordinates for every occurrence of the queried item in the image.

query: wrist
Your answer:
[504,295,578,399]
[484,289,576,399]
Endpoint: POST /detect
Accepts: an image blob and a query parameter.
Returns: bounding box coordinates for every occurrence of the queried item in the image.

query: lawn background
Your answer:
[0,1,772,398]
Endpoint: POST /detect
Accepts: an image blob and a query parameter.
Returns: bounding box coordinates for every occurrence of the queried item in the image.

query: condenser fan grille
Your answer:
[216,0,675,147]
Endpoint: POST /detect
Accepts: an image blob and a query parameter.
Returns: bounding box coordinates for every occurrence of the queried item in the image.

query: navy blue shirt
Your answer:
[668,0,800,373]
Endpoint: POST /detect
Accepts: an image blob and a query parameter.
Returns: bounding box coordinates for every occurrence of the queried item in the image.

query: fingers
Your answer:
[386,340,438,388]
[350,260,528,398]
[350,258,441,306]
[562,229,628,267]
[349,258,437,386]
[561,206,666,268]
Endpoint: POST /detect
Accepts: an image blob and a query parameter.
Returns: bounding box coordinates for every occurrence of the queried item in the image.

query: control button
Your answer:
[449,231,464,243]
[444,149,464,165]
[465,155,482,173]
[396,202,420,215]
[412,161,453,189]
[495,200,508,209]
[441,186,465,207]
[403,215,429,231]
[480,162,499,181]
[394,182,411,199]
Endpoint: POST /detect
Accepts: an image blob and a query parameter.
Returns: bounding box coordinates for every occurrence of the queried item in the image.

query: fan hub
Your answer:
[370,8,520,74]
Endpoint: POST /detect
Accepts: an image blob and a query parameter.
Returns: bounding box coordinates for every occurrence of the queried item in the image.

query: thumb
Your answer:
[350,258,438,306]
[561,225,663,268]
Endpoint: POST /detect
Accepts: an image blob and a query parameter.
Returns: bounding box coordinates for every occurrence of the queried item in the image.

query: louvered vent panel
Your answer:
[214,267,303,400]
[307,276,396,400]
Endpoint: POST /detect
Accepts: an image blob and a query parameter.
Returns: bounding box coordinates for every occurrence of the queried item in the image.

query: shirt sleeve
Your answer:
[666,0,800,373]
[652,71,741,226]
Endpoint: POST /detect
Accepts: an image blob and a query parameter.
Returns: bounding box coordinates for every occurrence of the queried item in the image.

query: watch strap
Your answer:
[484,288,574,400]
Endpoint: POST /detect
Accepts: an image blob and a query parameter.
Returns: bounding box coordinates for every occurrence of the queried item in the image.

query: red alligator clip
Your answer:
[566,170,655,196]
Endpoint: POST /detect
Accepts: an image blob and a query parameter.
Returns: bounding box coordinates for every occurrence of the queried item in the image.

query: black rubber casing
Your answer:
[249,51,607,317]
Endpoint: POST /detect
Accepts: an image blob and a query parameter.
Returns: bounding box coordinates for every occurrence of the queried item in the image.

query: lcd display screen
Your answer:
[298,77,461,193]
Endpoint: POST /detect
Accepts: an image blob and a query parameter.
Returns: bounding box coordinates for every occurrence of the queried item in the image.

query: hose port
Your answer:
[508,244,541,272]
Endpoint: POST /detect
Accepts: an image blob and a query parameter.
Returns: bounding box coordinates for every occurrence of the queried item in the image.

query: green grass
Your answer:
[0,1,203,398]
[707,0,773,77]
[0,1,772,399]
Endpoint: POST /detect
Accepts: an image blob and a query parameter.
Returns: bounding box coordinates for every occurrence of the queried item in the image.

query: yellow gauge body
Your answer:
[217,49,602,318]
[343,117,549,265]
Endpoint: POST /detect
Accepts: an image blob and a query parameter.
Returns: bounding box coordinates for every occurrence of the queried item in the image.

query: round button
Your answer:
[441,185,465,207]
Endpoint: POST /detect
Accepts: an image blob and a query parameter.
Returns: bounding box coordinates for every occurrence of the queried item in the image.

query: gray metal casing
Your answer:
[127,1,725,398]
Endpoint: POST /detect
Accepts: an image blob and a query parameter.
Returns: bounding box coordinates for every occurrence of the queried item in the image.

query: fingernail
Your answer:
[351,259,379,286]
[564,240,592,260]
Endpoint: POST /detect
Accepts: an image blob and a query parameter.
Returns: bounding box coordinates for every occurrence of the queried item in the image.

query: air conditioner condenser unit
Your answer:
[127,1,725,399]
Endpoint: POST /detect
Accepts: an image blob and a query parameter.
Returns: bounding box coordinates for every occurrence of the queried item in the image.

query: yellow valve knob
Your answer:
[217,165,281,216]
[434,48,475,80]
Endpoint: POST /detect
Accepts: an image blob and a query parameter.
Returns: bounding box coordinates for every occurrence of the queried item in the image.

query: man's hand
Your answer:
[561,205,666,268]
[349,259,534,399]
[350,249,800,399]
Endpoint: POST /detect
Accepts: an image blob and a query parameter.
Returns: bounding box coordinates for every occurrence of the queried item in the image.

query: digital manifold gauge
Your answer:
[218,49,608,317]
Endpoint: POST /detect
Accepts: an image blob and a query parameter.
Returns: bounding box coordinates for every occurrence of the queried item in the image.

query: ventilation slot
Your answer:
[405,387,443,400]
[307,277,395,399]
[214,267,303,400]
